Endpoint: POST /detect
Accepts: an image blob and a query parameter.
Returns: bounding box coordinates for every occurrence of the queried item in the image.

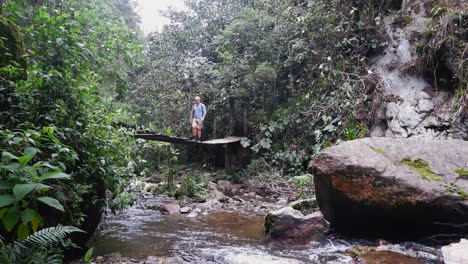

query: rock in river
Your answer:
[160,203,180,215]
[310,137,468,240]
[265,207,329,244]
[441,239,468,264]
[357,251,423,264]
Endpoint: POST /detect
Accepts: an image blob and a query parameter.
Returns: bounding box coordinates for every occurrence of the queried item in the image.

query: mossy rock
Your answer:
[0,16,27,79]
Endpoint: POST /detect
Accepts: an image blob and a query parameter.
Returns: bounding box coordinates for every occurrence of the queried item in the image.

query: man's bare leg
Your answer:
[197,129,202,141]
[192,127,197,138]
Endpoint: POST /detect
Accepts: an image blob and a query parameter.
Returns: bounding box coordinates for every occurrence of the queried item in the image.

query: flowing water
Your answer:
[89,195,444,264]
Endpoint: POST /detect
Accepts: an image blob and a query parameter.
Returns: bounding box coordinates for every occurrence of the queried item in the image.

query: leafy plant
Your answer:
[292,174,314,199]
[0,128,79,240]
[84,247,94,264]
[175,174,207,198]
[0,225,82,264]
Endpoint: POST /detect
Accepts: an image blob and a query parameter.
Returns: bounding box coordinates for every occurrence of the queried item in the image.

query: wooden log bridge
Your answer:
[134,133,242,145]
[134,132,249,173]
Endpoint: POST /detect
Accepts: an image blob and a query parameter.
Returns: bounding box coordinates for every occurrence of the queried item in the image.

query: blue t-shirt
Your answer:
[192,103,206,119]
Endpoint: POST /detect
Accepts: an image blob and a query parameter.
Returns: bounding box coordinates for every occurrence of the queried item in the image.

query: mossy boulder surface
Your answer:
[310,137,468,240]
[0,16,27,75]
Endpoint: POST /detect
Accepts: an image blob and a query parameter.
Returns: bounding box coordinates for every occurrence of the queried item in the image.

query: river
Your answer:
[88,194,444,264]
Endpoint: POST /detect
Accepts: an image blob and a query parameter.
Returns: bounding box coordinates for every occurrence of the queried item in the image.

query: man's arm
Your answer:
[189,105,193,123]
[201,104,207,121]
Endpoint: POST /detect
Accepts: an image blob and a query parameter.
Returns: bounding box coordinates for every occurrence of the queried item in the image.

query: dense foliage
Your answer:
[1,0,466,261]
[129,0,392,176]
[0,0,143,261]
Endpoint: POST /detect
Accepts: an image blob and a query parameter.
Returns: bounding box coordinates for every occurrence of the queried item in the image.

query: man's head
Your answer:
[194,96,201,104]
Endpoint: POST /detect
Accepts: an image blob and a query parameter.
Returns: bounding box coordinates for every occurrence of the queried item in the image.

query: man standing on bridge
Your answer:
[190,96,207,142]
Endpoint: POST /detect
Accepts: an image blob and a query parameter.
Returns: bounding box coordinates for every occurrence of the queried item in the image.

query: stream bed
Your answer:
[89,195,444,264]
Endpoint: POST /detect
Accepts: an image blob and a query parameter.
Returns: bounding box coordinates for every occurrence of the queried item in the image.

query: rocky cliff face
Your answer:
[369,0,467,139]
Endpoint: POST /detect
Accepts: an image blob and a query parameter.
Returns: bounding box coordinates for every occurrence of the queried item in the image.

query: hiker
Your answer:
[189,96,207,142]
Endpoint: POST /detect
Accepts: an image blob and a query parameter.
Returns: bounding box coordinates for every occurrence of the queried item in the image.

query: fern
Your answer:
[0,225,83,264]
[17,225,83,249]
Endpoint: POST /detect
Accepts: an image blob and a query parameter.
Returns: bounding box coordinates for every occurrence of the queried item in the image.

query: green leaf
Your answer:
[38,171,70,182]
[21,208,37,224]
[0,163,21,172]
[17,223,30,240]
[0,195,16,207]
[33,161,58,170]
[0,180,13,190]
[13,184,37,200]
[84,247,94,263]
[0,208,8,218]
[2,151,18,161]
[31,213,42,232]
[23,166,38,179]
[18,147,40,165]
[37,197,65,211]
[35,183,52,192]
[24,147,40,158]
[2,208,20,232]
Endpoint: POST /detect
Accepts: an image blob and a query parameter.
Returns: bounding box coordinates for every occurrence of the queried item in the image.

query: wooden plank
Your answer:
[134,134,197,144]
[201,136,242,145]
[134,134,243,145]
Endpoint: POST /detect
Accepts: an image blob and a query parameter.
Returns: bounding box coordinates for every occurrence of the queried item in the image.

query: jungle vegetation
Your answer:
[0,0,466,262]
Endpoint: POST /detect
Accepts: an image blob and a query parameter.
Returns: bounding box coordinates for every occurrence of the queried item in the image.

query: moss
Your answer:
[264,214,276,238]
[345,246,376,258]
[370,146,386,155]
[401,157,442,181]
[455,168,468,177]
[458,190,468,200]
[0,16,27,79]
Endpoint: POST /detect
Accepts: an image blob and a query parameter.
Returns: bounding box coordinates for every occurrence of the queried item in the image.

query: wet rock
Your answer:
[310,137,468,240]
[206,189,225,201]
[356,251,423,264]
[95,256,104,263]
[265,207,329,244]
[207,181,218,190]
[195,203,211,211]
[144,183,159,193]
[247,192,256,199]
[345,246,376,258]
[187,208,202,218]
[217,180,231,190]
[288,199,318,214]
[219,197,234,204]
[441,239,468,264]
[276,198,288,206]
[233,196,245,203]
[180,206,191,214]
[159,203,180,215]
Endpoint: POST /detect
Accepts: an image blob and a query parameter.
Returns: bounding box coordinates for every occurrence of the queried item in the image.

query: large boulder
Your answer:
[441,239,468,264]
[265,207,329,244]
[310,137,468,240]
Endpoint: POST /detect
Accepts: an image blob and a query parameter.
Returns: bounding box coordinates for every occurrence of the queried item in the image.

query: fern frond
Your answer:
[14,225,84,251]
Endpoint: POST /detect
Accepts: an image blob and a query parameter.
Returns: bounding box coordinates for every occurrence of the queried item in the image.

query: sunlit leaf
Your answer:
[37,196,65,211]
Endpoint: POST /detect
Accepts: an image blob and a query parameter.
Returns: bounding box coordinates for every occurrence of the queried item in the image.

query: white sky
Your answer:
[135,0,187,34]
